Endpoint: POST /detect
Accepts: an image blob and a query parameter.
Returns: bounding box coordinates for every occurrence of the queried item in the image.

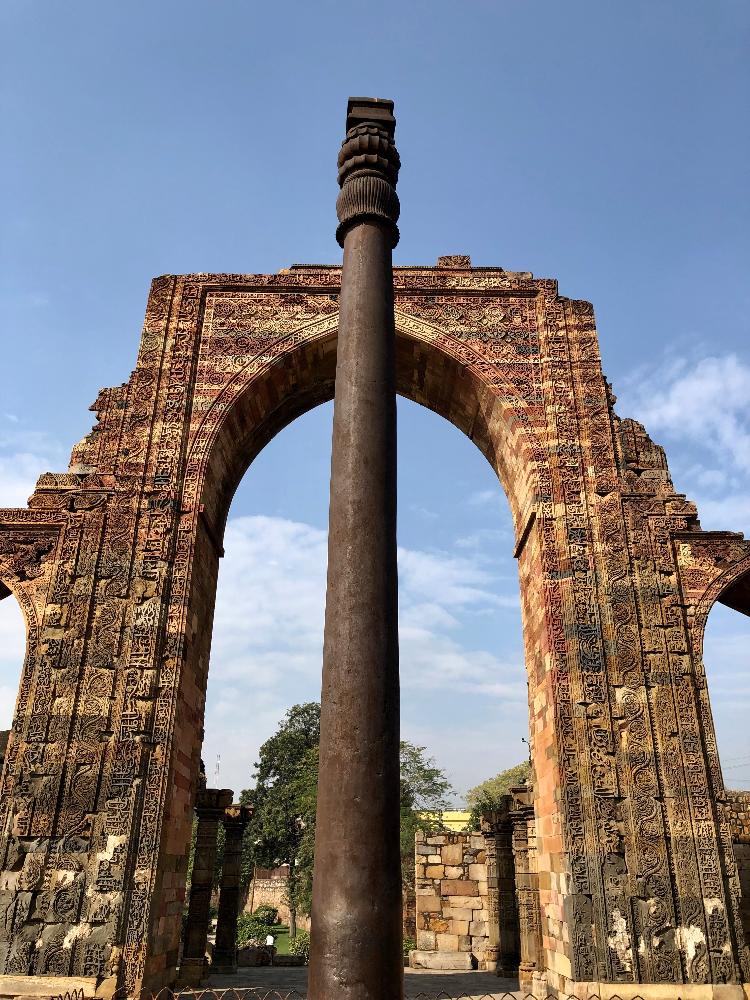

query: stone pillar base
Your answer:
[209,962,237,975]
[176,957,207,987]
[495,963,519,977]
[518,963,537,989]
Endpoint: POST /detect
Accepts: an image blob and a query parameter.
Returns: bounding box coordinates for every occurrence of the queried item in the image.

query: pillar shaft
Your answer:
[494,811,521,976]
[510,786,542,988]
[308,97,402,1000]
[482,802,521,976]
[180,788,233,986]
[213,805,252,974]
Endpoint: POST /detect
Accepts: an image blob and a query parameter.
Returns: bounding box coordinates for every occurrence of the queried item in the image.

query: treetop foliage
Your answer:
[465,760,530,827]
[239,702,454,916]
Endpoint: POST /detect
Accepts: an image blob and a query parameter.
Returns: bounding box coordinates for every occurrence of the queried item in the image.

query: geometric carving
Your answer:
[0,260,748,994]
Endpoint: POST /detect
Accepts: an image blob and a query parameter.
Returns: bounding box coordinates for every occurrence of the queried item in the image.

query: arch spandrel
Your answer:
[0,262,748,992]
[185,301,545,543]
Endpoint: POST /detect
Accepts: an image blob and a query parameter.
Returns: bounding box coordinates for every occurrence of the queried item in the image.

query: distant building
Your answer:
[416,810,471,832]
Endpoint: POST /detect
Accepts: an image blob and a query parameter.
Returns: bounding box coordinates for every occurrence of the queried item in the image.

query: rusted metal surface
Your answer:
[307,98,402,1000]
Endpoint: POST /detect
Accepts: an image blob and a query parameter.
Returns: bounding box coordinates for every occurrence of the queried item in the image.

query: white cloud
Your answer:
[201,515,525,795]
[454,527,512,551]
[0,425,64,508]
[618,352,750,536]
[619,353,750,472]
[467,488,496,506]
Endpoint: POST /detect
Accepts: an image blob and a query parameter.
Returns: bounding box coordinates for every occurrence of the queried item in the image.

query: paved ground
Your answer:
[206,967,522,998]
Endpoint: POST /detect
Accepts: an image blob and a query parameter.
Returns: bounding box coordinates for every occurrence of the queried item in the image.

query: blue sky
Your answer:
[1,0,748,797]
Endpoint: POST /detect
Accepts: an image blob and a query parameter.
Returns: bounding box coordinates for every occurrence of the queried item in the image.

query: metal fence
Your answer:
[101,989,659,1000]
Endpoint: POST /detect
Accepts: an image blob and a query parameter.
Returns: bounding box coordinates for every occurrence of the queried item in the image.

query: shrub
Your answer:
[253,904,279,926]
[237,913,271,948]
[289,929,310,962]
[402,935,415,958]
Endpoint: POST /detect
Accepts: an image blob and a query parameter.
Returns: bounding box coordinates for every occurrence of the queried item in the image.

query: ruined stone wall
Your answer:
[411,830,490,970]
[244,867,310,931]
[725,791,750,948]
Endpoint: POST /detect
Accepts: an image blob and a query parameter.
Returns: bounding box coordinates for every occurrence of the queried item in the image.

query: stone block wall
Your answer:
[411,830,490,970]
[725,790,750,947]
[244,866,310,931]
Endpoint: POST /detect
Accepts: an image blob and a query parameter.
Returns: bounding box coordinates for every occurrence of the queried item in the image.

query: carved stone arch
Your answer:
[0,526,60,729]
[1,264,748,993]
[0,561,38,764]
[188,306,543,542]
[673,531,750,667]
[0,556,41,636]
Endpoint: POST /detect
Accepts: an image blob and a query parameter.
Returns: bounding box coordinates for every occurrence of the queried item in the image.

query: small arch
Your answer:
[684,560,750,801]
[0,570,37,780]
[691,554,750,667]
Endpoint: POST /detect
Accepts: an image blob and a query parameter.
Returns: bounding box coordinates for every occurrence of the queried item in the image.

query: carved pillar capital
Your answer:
[221,803,252,832]
[195,786,234,820]
[336,97,400,248]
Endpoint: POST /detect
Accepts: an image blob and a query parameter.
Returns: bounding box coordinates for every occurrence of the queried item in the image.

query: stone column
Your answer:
[510,784,542,989]
[212,804,252,974]
[495,803,521,976]
[482,800,520,976]
[180,787,234,986]
[308,97,402,1000]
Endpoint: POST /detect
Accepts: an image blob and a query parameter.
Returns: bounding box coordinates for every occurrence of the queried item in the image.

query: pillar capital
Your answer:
[222,803,252,830]
[336,96,400,247]
[195,787,233,820]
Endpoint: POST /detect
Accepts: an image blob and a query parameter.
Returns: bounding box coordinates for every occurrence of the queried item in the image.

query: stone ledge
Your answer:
[409,949,475,971]
[0,976,103,1000]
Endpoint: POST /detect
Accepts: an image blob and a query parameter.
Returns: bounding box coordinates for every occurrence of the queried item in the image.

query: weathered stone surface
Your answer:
[0,257,747,994]
[441,880,478,896]
[416,930,435,950]
[415,831,492,969]
[436,932,459,952]
[409,949,475,970]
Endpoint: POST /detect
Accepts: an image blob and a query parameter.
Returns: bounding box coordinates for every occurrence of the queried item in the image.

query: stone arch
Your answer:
[0,567,36,759]
[0,265,748,992]
[674,532,750,673]
[0,530,57,754]
[694,556,750,661]
[169,310,546,986]
[189,309,542,543]
[0,559,41,640]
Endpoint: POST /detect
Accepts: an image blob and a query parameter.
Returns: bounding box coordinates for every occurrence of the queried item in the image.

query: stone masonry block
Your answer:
[436,933,460,951]
[441,880,478,896]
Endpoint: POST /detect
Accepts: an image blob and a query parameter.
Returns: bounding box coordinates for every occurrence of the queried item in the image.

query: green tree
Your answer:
[291,738,453,906]
[398,741,453,897]
[465,760,531,828]
[240,703,454,929]
[240,702,320,938]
